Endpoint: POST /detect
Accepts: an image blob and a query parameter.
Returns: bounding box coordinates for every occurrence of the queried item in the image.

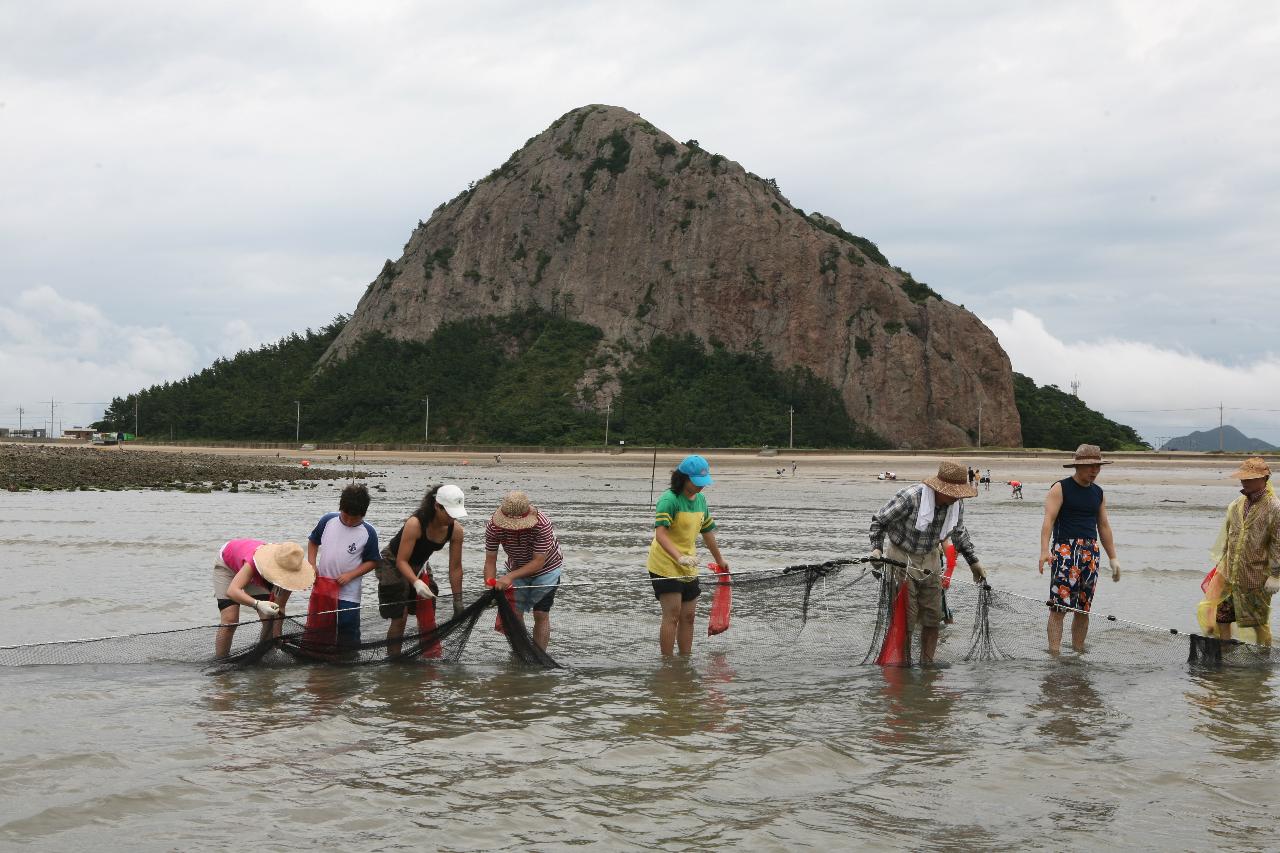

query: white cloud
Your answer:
[0,286,200,431]
[986,308,1280,446]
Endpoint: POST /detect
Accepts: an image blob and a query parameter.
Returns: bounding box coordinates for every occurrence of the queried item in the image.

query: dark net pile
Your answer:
[2,558,1276,670]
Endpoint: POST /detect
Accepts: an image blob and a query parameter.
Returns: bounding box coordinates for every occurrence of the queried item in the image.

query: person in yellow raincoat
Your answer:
[1198,457,1280,646]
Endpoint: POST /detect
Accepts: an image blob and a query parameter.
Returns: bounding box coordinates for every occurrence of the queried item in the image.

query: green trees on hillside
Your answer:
[1012,372,1149,451]
[97,312,884,448]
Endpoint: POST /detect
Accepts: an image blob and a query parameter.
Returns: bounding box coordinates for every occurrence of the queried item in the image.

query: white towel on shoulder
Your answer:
[913,482,959,541]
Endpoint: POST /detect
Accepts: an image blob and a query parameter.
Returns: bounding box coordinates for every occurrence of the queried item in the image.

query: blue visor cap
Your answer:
[678,454,714,487]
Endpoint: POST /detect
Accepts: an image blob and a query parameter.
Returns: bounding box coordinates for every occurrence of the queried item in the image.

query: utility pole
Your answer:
[788,405,794,449]
[604,400,611,448]
[51,398,56,439]
[294,400,300,442]
[134,396,138,437]
[17,406,22,431]
[1219,401,1224,452]
[423,397,429,443]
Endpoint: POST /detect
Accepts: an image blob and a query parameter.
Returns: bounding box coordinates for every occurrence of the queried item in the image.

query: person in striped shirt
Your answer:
[484,490,563,651]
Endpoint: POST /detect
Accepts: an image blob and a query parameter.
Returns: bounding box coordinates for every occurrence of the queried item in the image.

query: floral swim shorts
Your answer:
[1047,538,1100,613]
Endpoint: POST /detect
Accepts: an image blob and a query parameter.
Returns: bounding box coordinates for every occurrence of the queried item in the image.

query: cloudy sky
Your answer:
[2,1,1277,445]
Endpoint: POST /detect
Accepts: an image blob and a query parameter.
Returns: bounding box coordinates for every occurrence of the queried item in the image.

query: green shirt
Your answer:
[647,489,716,579]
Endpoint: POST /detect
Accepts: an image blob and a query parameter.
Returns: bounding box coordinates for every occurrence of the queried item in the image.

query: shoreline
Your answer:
[4,439,1259,488]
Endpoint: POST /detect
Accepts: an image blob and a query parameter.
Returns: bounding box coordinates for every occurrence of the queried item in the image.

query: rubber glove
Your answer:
[870,548,883,562]
[677,554,698,568]
[1265,575,1280,595]
[969,562,987,584]
[253,600,281,617]
[413,579,436,599]
[1110,559,1121,583]
[453,599,465,618]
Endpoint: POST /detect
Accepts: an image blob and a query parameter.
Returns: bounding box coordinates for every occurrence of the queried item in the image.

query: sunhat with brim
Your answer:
[492,491,539,531]
[1063,443,1111,468]
[436,484,468,519]
[253,541,315,591]
[923,461,978,499]
[1229,456,1271,480]
[921,458,977,499]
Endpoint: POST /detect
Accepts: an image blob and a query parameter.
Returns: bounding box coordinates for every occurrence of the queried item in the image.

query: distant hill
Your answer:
[1012,373,1148,451]
[1160,426,1277,452]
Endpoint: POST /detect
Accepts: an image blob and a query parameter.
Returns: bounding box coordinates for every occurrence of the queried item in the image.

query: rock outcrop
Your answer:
[325,105,1021,448]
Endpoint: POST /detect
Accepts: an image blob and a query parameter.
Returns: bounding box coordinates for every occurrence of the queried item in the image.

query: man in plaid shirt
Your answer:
[869,461,988,663]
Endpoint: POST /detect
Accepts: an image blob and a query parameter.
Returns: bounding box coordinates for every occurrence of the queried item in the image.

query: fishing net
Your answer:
[1,555,1274,670]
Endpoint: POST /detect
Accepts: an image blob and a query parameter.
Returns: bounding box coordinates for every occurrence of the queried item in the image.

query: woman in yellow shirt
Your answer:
[647,454,729,656]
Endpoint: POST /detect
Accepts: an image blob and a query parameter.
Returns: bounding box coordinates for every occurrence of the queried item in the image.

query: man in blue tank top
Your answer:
[1038,444,1121,655]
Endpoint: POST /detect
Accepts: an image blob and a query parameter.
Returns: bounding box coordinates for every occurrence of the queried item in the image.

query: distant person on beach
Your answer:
[869,461,987,665]
[1009,480,1023,499]
[376,484,468,655]
[967,467,976,487]
[982,469,991,491]
[308,484,380,648]
[213,539,314,657]
[1210,457,1280,646]
[1038,444,1120,655]
[484,491,563,651]
[648,455,729,657]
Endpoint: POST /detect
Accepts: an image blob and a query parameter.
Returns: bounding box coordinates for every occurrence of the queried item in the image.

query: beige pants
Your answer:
[886,540,944,630]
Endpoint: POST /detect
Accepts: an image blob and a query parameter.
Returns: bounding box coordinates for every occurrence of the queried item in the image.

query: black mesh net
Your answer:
[1,556,1275,670]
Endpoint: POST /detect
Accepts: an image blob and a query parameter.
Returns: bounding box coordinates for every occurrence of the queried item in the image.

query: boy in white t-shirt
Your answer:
[307,484,380,647]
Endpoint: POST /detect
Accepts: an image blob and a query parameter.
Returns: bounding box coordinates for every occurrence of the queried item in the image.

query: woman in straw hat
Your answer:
[868,460,987,665]
[213,539,315,657]
[647,454,730,657]
[1209,456,1280,646]
[483,491,564,650]
[1037,444,1120,655]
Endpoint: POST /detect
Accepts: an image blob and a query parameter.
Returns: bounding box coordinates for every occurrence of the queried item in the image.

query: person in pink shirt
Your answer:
[212,539,315,657]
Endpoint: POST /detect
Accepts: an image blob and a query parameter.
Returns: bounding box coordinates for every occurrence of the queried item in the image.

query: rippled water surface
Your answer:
[3,456,1279,850]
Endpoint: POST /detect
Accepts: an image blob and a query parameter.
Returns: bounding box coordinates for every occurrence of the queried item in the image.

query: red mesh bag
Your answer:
[875,581,910,667]
[303,577,340,652]
[707,563,732,636]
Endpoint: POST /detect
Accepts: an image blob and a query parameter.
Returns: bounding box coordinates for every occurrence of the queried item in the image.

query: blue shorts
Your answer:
[336,600,362,647]
[513,568,561,613]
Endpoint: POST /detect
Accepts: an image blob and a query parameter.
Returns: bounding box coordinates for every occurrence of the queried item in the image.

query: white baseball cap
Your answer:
[436,484,468,518]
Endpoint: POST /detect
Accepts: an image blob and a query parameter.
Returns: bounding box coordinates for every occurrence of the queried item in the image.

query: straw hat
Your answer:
[1229,456,1271,480]
[253,541,315,591]
[491,490,539,531]
[1063,444,1111,468]
[923,461,978,499]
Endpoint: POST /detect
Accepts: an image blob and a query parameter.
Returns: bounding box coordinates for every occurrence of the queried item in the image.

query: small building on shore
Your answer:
[64,428,96,441]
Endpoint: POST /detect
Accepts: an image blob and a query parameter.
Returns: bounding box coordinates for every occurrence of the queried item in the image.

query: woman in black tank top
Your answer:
[379,484,469,652]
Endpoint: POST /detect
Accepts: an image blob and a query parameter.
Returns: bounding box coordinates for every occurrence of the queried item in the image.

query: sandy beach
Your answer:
[59,440,1270,489]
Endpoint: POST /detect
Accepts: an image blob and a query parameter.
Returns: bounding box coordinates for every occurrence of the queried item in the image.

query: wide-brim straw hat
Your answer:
[254,541,315,591]
[1063,443,1111,468]
[923,461,978,499]
[491,490,539,531]
[1229,456,1271,480]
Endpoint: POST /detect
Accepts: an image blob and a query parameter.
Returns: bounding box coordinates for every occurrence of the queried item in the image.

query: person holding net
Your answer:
[869,461,987,665]
[212,539,315,657]
[1211,456,1280,646]
[1038,444,1120,655]
[376,484,469,656]
[484,491,563,651]
[648,455,729,657]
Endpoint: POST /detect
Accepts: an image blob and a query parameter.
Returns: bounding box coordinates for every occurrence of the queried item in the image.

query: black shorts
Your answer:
[379,575,437,619]
[216,591,273,611]
[650,573,701,602]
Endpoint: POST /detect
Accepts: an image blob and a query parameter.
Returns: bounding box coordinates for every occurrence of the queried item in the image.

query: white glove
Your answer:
[253,600,280,617]
[413,579,436,599]
[871,548,883,562]
[970,562,987,584]
[677,554,698,568]
[1110,559,1121,583]
[1265,575,1280,595]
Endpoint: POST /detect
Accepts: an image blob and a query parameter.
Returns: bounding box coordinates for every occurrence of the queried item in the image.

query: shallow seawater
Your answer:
[2,458,1278,850]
